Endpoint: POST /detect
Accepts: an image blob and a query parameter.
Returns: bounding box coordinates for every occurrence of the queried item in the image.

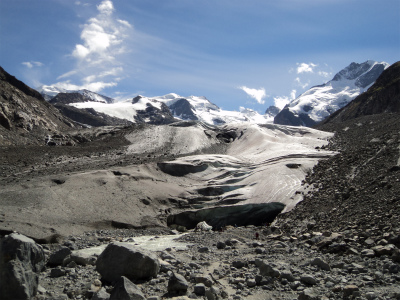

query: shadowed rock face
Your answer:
[274,108,317,127]
[133,102,176,125]
[169,98,199,121]
[167,203,285,230]
[0,67,75,145]
[50,93,92,105]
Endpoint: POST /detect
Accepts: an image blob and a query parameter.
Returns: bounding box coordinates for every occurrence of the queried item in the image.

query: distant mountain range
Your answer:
[274,60,390,126]
[40,89,276,126]
[0,59,398,145]
[27,60,396,127]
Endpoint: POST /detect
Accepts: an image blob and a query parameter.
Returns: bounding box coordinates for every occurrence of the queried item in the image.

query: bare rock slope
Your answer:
[0,67,75,146]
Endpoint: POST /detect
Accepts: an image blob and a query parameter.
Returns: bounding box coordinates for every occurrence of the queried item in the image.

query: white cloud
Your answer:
[70,0,130,64]
[72,44,90,59]
[290,89,296,100]
[82,67,124,84]
[297,62,317,74]
[97,0,114,15]
[52,80,117,93]
[239,86,267,104]
[53,0,131,93]
[318,71,331,78]
[57,70,78,80]
[21,61,43,68]
[118,19,132,28]
[295,77,309,89]
[22,62,33,68]
[99,67,123,78]
[273,89,296,110]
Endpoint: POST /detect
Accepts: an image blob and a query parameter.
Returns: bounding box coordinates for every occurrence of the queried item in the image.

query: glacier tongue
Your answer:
[126,122,335,212]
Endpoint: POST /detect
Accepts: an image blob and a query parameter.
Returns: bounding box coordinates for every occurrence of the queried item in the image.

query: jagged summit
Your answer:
[331,60,387,87]
[319,61,400,125]
[274,60,390,127]
[38,85,114,103]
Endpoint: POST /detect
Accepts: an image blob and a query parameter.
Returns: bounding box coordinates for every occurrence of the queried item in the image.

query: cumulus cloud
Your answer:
[21,61,43,68]
[297,62,317,74]
[239,86,267,104]
[273,89,296,110]
[55,0,131,93]
[97,0,114,15]
[70,0,129,63]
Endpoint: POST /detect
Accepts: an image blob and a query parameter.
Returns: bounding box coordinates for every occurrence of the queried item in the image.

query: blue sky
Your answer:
[1,0,399,112]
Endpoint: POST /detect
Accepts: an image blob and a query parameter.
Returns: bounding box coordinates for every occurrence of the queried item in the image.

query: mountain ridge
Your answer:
[0,67,78,146]
[318,61,400,126]
[274,60,390,127]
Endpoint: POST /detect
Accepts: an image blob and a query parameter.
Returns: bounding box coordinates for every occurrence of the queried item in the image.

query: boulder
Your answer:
[257,261,280,278]
[232,260,246,269]
[194,274,213,287]
[193,283,206,296]
[96,242,160,283]
[361,249,375,258]
[280,270,295,282]
[310,257,331,271]
[168,272,189,295]
[300,274,318,285]
[64,249,97,266]
[0,233,45,300]
[298,288,319,300]
[372,244,396,256]
[48,246,71,266]
[343,285,359,298]
[92,287,111,300]
[216,241,226,249]
[110,276,145,300]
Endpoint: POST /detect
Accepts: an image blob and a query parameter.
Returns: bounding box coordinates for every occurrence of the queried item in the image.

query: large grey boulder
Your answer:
[110,276,145,300]
[0,233,45,300]
[168,272,189,295]
[96,242,160,283]
[257,260,280,278]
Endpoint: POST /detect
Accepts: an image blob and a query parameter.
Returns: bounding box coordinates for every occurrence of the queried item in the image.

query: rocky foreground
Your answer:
[1,222,399,300]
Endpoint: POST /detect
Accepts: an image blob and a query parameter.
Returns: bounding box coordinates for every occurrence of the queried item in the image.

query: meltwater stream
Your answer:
[71,233,191,259]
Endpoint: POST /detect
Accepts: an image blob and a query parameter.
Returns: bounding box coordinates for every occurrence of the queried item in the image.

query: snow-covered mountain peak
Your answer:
[78,89,114,104]
[274,60,390,127]
[331,60,390,88]
[37,85,114,103]
[158,93,181,99]
[37,85,68,100]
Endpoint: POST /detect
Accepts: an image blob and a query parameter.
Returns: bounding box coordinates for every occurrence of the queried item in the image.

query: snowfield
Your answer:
[67,93,273,125]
